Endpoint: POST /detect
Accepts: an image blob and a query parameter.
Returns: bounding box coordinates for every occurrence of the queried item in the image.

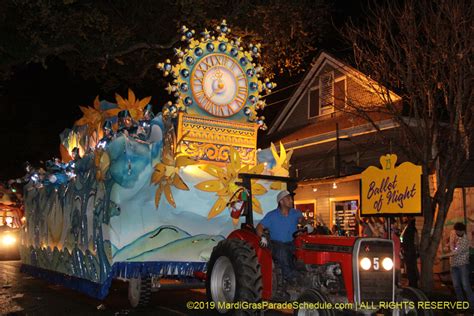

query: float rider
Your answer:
[97,120,115,149]
[256,190,313,285]
[137,104,154,141]
[117,109,139,137]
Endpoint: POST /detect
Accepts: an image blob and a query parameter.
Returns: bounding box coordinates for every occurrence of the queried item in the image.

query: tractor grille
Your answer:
[354,239,394,304]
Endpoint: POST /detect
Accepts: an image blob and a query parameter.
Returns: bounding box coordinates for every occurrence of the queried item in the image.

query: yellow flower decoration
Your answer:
[151,132,197,208]
[107,89,152,122]
[94,149,110,182]
[195,147,267,220]
[75,96,109,136]
[269,142,293,190]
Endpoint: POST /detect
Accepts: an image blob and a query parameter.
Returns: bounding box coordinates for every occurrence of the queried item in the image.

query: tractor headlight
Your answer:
[382,257,394,270]
[360,257,371,270]
[2,234,16,246]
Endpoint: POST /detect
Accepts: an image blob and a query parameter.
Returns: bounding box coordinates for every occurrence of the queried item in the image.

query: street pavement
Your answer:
[0,260,289,316]
[0,260,467,316]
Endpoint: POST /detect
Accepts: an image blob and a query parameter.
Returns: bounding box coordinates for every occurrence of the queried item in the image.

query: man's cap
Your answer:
[118,109,131,119]
[277,190,291,204]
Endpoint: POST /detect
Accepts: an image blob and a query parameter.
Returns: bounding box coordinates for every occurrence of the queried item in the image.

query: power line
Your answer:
[265,96,293,107]
[261,80,304,98]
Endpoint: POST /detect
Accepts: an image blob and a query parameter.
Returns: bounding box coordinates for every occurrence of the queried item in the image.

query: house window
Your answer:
[320,72,334,108]
[334,77,346,109]
[308,73,346,118]
[309,88,320,118]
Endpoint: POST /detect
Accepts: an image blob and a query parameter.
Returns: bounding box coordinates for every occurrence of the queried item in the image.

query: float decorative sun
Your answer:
[151,134,197,208]
[107,89,152,122]
[75,96,109,136]
[195,147,267,219]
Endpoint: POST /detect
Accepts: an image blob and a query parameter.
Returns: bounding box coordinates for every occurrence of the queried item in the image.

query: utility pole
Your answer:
[336,123,340,177]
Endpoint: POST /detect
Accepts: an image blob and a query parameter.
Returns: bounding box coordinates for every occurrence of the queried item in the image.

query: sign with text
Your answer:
[360,154,422,216]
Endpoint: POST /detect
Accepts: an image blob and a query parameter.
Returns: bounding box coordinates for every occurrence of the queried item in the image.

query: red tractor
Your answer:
[206,173,432,316]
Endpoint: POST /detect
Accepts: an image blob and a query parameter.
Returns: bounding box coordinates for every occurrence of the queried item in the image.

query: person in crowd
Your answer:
[314,214,331,235]
[355,212,375,237]
[373,217,386,238]
[442,222,474,308]
[400,216,419,288]
[391,220,402,285]
[331,222,346,236]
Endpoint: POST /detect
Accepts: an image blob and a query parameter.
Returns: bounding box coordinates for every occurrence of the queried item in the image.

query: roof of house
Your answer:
[268,51,401,135]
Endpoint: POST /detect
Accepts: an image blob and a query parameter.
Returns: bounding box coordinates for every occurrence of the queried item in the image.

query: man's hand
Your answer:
[259,236,268,248]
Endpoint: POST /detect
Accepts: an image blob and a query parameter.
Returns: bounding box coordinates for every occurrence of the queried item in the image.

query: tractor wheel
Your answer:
[128,276,152,308]
[392,287,434,316]
[294,289,335,316]
[206,239,262,315]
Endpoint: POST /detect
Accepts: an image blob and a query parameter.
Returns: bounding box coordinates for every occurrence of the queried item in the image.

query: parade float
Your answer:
[19,21,431,315]
[0,183,23,260]
[19,20,285,305]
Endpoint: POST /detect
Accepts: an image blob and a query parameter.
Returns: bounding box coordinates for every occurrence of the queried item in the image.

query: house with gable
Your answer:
[265,51,474,243]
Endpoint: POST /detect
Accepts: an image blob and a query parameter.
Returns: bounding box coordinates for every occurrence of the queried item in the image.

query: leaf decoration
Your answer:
[252,198,263,214]
[164,183,176,208]
[175,155,198,168]
[151,169,165,184]
[249,163,265,175]
[270,181,284,190]
[199,164,223,178]
[154,184,163,208]
[207,197,227,219]
[195,180,224,192]
[172,175,189,191]
[252,182,267,195]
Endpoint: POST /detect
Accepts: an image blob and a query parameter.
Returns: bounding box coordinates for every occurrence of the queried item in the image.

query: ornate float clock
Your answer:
[157,20,275,165]
[191,53,248,117]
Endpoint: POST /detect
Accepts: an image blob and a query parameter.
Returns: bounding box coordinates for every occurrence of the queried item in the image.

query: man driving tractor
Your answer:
[256,190,312,286]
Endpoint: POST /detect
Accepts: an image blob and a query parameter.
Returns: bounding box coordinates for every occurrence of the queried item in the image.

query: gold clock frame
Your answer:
[190,53,248,118]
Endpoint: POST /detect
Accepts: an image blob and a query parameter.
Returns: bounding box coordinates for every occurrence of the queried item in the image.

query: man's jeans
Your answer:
[451,264,474,308]
[271,240,296,283]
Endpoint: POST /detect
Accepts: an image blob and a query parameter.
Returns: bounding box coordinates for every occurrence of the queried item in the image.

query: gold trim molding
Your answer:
[177,113,258,164]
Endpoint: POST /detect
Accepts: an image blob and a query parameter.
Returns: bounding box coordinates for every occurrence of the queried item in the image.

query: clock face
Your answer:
[191,53,248,117]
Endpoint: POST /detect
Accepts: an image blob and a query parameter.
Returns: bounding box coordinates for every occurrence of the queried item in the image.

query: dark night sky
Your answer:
[0,1,366,181]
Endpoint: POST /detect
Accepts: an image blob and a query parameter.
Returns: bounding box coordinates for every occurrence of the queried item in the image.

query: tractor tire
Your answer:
[206,239,263,315]
[128,276,152,308]
[392,287,434,316]
[294,289,335,316]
